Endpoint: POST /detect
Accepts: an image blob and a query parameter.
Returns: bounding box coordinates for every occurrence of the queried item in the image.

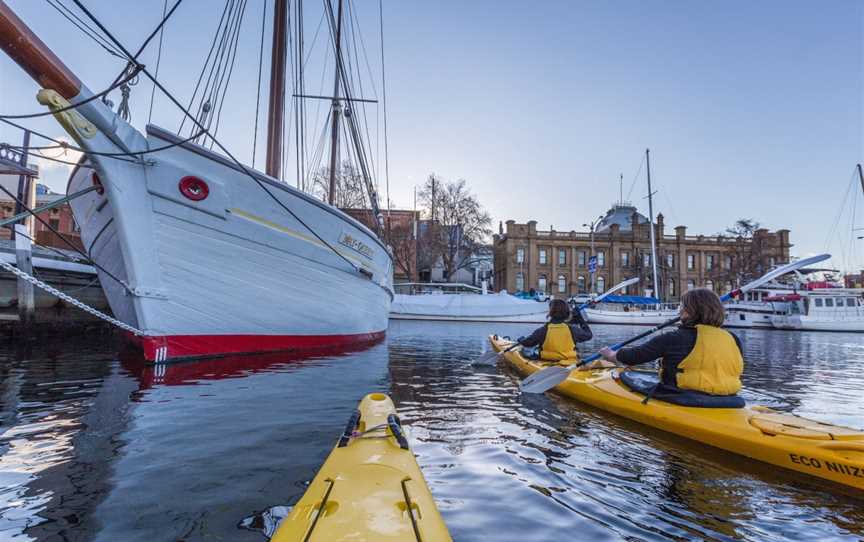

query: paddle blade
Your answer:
[519,365,570,394]
[473,349,502,366]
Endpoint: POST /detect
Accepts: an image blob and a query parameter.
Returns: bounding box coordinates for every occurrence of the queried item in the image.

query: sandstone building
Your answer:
[492,204,791,300]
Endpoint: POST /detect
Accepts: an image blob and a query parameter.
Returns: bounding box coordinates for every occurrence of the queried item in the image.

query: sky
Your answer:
[1,1,862,271]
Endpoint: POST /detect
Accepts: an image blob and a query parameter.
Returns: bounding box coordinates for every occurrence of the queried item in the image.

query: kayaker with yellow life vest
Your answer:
[518,299,592,363]
[598,288,743,396]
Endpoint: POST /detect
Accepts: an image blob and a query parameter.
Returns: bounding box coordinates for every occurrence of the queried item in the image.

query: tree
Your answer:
[418,175,492,280]
[721,218,763,286]
[311,161,369,209]
[385,219,417,281]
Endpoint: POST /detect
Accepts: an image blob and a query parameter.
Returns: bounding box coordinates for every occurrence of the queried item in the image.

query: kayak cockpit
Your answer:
[617,370,746,409]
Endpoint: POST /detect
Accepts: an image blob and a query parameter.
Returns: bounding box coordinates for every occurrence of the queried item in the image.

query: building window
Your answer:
[769,257,776,268]
[577,251,586,266]
[666,254,674,268]
[558,249,566,266]
[707,255,715,270]
[643,253,651,268]
[668,279,676,297]
[597,251,605,267]
[725,281,734,293]
[538,275,547,293]
[725,255,732,269]
[686,279,695,291]
[577,275,586,293]
[621,251,630,267]
[705,280,714,292]
[596,276,605,293]
[558,274,566,293]
[687,254,695,270]
[49,218,60,230]
[539,249,547,265]
[516,247,524,264]
[516,272,524,291]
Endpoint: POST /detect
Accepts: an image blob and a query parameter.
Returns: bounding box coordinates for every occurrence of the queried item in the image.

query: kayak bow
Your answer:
[491,335,864,492]
[272,393,452,542]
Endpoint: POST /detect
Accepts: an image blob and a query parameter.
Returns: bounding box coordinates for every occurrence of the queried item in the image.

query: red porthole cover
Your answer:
[178,176,209,201]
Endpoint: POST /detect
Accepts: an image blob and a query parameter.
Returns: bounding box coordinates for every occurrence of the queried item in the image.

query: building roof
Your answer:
[595,204,648,232]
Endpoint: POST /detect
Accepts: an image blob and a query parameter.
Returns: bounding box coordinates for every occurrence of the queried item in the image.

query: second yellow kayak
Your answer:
[272,393,452,542]
[490,335,864,492]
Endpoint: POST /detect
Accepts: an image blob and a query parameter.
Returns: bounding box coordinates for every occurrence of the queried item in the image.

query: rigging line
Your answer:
[45,0,126,59]
[69,0,367,274]
[11,228,88,264]
[293,0,303,188]
[349,0,378,97]
[822,168,858,252]
[179,0,233,134]
[251,0,268,168]
[298,0,307,190]
[346,1,378,184]
[378,0,390,218]
[625,152,645,203]
[197,0,240,133]
[0,65,143,120]
[3,147,91,168]
[211,0,249,141]
[0,182,130,290]
[6,129,205,159]
[147,0,169,124]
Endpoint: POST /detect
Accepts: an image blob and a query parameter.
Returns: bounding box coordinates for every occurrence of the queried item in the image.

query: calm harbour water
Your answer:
[1,321,863,541]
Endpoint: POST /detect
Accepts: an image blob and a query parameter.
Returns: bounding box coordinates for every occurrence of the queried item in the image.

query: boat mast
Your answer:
[858,163,863,195]
[646,148,661,302]
[327,0,344,205]
[265,0,288,179]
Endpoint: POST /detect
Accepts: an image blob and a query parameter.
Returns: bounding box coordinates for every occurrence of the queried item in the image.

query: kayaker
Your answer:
[598,288,743,396]
[518,299,592,364]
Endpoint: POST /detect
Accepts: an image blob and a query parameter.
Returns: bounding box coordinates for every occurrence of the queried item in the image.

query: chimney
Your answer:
[675,225,686,240]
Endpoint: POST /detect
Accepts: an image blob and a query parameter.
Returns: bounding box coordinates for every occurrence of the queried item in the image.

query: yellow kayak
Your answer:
[272,393,452,542]
[490,335,864,491]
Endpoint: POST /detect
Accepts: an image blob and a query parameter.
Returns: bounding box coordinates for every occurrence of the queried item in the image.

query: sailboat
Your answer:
[583,150,679,325]
[0,1,393,362]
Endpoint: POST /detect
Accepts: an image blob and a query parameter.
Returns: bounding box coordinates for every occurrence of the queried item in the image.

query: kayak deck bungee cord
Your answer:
[490,335,864,492]
[272,393,452,542]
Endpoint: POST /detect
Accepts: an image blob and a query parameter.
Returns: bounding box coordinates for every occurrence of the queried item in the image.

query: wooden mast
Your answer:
[326,0,345,205]
[265,0,288,179]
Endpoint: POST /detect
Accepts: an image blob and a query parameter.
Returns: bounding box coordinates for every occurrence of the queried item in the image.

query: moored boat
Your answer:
[771,288,864,332]
[390,282,548,322]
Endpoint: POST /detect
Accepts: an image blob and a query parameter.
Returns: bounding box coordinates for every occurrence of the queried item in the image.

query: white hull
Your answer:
[389,293,548,323]
[583,307,679,326]
[68,125,392,361]
[770,315,864,332]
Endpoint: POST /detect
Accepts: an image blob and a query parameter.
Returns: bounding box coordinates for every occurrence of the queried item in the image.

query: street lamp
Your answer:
[583,215,604,293]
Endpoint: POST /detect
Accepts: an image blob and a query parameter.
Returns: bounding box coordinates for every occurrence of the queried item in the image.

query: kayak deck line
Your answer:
[490,336,864,492]
[272,393,452,542]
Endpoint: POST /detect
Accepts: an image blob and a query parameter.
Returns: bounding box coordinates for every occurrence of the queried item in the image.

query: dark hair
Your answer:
[680,288,725,327]
[548,299,570,321]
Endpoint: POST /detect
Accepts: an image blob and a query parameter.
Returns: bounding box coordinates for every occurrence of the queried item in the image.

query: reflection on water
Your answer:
[1,323,863,541]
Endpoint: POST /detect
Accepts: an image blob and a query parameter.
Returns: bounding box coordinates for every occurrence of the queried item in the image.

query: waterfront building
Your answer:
[0,173,84,250]
[492,204,791,300]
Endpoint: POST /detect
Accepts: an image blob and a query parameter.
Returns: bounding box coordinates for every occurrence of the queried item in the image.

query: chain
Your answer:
[1,260,143,336]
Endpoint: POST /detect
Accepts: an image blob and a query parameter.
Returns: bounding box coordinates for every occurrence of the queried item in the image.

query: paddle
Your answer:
[519,254,831,394]
[473,277,639,366]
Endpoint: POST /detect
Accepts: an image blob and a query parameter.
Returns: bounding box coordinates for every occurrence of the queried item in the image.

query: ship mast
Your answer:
[646,148,661,302]
[326,0,344,205]
[265,0,288,179]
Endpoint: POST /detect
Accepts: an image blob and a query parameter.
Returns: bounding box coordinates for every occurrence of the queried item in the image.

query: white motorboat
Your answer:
[390,283,549,323]
[771,288,864,332]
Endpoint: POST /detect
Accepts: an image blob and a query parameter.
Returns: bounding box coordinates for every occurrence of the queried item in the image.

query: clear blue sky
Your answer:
[1,1,862,270]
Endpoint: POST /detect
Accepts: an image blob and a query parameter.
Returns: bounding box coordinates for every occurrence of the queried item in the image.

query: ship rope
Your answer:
[0,260,143,336]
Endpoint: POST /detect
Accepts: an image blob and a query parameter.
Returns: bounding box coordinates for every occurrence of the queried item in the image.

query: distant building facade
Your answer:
[493,204,791,300]
[0,173,83,251]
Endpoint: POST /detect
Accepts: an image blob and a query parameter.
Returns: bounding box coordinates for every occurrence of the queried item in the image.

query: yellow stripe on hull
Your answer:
[272,393,452,542]
[490,336,864,491]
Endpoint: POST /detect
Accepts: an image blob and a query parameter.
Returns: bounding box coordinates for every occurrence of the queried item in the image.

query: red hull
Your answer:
[126,331,386,362]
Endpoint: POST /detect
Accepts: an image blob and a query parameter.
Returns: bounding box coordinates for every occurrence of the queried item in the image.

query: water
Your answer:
[1,322,863,541]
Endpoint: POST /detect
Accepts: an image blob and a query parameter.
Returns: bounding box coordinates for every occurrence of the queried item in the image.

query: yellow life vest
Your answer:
[540,323,579,362]
[675,324,743,395]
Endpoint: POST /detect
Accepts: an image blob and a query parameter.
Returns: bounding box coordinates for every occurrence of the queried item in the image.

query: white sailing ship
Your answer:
[0,1,393,361]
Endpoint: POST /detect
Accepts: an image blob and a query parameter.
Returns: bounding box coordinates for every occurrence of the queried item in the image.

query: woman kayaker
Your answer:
[518,299,592,364]
[598,288,743,396]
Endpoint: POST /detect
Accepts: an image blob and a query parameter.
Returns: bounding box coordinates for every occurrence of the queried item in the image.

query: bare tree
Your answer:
[311,161,368,209]
[722,218,763,286]
[418,175,492,280]
[385,220,416,281]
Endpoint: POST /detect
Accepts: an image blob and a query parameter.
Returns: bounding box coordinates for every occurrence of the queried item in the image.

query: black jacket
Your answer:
[616,326,743,388]
[519,312,593,348]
